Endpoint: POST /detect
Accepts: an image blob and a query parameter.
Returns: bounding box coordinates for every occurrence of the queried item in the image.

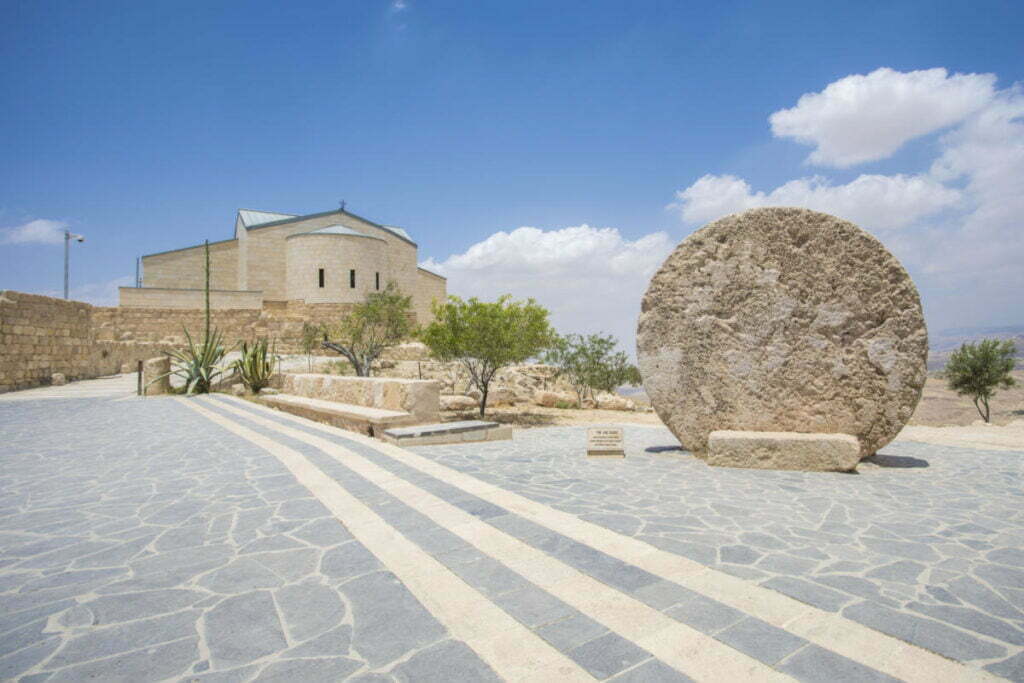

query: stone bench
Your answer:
[261,393,418,437]
[707,430,860,472]
[381,420,513,446]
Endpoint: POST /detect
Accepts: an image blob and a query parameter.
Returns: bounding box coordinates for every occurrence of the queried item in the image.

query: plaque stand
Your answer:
[586,427,625,457]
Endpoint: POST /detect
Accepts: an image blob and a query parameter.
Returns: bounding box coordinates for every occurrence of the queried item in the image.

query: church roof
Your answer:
[238,208,416,246]
[287,225,387,241]
[238,209,296,227]
[383,225,412,241]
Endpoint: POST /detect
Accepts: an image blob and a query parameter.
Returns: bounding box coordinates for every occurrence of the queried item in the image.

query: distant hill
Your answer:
[928,325,1024,371]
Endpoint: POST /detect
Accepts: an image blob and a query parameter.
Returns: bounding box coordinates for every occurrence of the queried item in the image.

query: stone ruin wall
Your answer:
[0,290,359,393]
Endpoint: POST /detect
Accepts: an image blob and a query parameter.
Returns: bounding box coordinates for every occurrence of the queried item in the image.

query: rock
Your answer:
[485,388,516,406]
[259,387,280,395]
[231,383,247,396]
[533,390,577,407]
[707,431,861,472]
[50,373,67,386]
[120,363,135,374]
[595,392,635,411]
[440,394,478,411]
[637,207,927,461]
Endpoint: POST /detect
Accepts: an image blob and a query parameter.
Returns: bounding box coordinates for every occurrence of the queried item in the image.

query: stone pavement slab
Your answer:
[3,387,1021,681]
[202,394,1001,681]
[0,396,494,681]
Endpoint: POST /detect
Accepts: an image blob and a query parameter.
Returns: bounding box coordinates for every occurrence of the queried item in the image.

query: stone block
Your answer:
[533,389,576,407]
[51,373,67,386]
[707,430,860,472]
[142,356,171,395]
[636,208,927,459]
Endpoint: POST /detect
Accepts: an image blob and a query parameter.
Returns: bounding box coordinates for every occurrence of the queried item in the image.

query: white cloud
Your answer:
[673,70,1024,331]
[422,225,675,351]
[42,276,133,307]
[769,67,996,167]
[1,219,68,245]
[389,0,407,13]
[670,173,960,231]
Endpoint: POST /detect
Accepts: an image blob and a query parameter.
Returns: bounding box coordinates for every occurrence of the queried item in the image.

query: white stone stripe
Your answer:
[178,398,593,683]
[207,396,790,682]
[215,394,999,683]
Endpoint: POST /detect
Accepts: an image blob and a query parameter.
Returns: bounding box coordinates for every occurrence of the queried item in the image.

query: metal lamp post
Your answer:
[63,230,85,299]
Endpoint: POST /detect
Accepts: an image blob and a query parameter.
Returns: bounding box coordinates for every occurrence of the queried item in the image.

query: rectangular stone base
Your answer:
[707,431,860,472]
[382,420,513,446]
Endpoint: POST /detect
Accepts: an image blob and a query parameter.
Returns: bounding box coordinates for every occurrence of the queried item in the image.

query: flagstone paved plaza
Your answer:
[1,377,1023,681]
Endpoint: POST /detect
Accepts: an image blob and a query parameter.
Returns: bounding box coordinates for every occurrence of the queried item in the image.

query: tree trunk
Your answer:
[974,396,990,422]
[479,384,488,417]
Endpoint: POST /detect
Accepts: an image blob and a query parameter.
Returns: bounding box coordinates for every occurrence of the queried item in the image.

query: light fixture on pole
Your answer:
[64,230,85,299]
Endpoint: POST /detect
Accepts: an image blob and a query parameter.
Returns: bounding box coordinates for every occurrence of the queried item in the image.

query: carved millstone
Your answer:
[636,207,928,461]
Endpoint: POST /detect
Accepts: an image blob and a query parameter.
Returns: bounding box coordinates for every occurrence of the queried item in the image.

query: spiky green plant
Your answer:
[232,338,279,394]
[163,327,230,395]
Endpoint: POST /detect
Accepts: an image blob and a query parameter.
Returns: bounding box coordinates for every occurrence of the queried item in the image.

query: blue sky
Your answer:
[2,0,1022,348]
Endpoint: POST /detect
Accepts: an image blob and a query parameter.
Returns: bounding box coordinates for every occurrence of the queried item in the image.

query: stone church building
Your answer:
[121,207,447,323]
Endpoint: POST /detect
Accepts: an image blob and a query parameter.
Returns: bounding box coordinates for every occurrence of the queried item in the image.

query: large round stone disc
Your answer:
[637,207,927,459]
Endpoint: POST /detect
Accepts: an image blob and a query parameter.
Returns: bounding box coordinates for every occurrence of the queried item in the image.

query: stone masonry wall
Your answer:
[0,291,180,393]
[92,301,358,353]
[118,287,264,310]
[141,238,239,290]
[414,268,447,324]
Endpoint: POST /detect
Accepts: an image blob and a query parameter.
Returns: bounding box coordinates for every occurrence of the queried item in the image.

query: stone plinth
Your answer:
[707,431,860,472]
[142,356,171,395]
[637,207,928,462]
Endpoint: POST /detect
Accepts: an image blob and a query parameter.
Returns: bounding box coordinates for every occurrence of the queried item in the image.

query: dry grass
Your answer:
[908,370,1024,427]
[444,371,1024,430]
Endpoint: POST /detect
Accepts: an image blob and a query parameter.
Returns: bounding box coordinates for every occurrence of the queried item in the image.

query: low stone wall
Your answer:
[278,373,440,423]
[1,291,95,392]
[92,301,357,353]
[119,287,264,310]
[1,288,399,393]
[1,290,191,393]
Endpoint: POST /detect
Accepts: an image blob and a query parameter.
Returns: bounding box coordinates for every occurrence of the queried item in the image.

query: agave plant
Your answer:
[232,337,279,394]
[163,327,231,395]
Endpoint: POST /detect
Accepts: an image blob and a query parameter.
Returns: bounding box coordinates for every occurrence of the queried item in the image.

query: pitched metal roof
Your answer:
[286,225,386,241]
[240,208,416,246]
[383,225,412,241]
[238,209,296,227]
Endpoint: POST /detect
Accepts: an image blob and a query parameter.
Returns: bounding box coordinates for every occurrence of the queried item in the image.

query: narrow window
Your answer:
[375,272,380,290]
[349,269,356,288]
[318,268,325,288]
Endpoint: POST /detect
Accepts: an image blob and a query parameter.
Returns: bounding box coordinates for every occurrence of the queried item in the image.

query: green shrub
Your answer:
[554,400,575,409]
[232,338,279,394]
[945,339,1017,422]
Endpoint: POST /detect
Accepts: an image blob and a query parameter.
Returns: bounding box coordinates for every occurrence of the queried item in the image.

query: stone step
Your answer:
[381,420,513,446]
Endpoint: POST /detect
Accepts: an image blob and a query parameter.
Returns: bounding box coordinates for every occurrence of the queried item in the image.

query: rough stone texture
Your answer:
[637,207,927,459]
[595,392,636,412]
[440,394,478,411]
[278,373,440,423]
[142,356,171,395]
[50,373,67,386]
[707,430,860,472]
[533,389,576,408]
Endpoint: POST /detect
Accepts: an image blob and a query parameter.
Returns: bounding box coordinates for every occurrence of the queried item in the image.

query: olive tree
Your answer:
[544,332,641,407]
[421,295,554,416]
[322,283,414,377]
[945,339,1017,422]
